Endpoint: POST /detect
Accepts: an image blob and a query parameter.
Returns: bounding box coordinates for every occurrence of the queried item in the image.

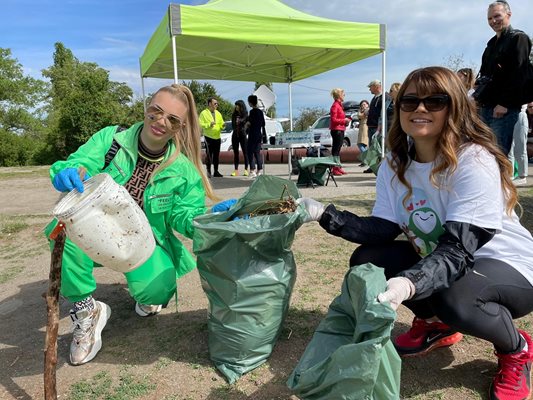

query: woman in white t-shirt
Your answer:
[297,66,533,400]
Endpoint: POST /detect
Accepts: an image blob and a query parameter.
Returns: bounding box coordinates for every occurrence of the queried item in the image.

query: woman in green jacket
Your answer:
[46,84,217,366]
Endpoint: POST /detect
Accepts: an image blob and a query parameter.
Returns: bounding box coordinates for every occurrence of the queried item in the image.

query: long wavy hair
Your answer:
[149,84,217,201]
[386,66,517,214]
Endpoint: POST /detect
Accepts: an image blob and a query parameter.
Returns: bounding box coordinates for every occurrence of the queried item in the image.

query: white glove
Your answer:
[377,277,415,310]
[296,197,325,223]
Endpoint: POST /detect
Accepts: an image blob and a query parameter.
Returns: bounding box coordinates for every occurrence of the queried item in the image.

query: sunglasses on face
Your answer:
[146,105,183,131]
[399,94,450,112]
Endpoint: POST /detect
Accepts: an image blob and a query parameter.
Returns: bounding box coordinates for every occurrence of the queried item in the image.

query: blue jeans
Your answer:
[480,106,520,155]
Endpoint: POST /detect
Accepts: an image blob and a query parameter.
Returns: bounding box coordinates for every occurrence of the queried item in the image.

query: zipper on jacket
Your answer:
[111,159,127,178]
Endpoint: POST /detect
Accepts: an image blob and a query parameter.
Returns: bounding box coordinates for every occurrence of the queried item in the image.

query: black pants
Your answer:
[232,132,248,170]
[330,130,344,157]
[350,241,533,353]
[204,137,221,173]
[247,139,262,171]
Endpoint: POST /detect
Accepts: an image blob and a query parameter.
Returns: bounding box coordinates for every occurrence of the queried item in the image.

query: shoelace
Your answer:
[494,350,529,389]
[72,313,93,341]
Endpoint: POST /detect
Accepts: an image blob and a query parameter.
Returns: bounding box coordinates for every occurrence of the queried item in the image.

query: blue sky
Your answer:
[3,0,533,118]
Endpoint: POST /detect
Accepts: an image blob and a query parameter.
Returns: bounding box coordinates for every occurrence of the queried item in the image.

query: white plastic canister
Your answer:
[52,173,156,273]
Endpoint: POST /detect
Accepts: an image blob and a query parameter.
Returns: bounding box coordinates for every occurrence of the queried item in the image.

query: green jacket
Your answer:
[199,108,225,139]
[49,122,207,277]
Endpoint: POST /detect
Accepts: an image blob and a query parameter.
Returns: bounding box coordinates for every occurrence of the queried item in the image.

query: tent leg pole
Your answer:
[381,50,386,158]
[288,82,293,132]
[139,60,147,112]
[172,35,179,83]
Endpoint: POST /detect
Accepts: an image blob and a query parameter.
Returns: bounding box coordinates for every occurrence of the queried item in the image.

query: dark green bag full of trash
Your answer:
[287,263,401,399]
[193,175,306,384]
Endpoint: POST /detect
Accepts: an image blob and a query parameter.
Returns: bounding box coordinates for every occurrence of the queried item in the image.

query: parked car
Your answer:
[309,113,359,148]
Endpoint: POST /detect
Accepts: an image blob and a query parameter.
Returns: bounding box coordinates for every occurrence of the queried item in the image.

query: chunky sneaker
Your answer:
[394,317,463,357]
[512,177,527,187]
[248,171,257,179]
[243,169,249,176]
[69,301,111,365]
[490,330,533,400]
[135,302,162,317]
[231,170,238,177]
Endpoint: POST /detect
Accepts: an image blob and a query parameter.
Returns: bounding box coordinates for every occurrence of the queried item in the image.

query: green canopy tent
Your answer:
[140,0,387,150]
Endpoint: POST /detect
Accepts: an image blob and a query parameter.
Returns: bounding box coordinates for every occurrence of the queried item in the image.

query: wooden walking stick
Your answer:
[44,221,66,400]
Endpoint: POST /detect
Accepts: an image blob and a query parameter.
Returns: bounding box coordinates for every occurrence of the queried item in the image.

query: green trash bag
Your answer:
[192,175,306,384]
[360,133,383,175]
[297,156,340,187]
[287,263,401,400]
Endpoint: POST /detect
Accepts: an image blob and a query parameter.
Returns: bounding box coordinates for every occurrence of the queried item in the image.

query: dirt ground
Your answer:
[1,165,533,400]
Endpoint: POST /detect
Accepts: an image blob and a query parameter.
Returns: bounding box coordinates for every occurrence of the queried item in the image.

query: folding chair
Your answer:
[296,156,340,188]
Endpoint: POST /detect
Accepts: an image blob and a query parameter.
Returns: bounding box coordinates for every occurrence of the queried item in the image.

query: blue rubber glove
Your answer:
[52,168,90,193]
[211,198,237,213]
[233,214,250,221]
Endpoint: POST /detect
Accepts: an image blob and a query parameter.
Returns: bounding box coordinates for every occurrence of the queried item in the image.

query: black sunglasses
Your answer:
[146,105,183,131]
[399,94,450,112]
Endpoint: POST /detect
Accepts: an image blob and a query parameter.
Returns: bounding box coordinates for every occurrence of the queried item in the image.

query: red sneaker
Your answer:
[394,317,463,357]
[338,167,347,175]
[331,166,343,176]
[490,330,533,400]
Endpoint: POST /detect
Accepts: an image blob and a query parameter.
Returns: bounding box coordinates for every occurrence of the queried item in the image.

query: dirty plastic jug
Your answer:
[52,173,155,272]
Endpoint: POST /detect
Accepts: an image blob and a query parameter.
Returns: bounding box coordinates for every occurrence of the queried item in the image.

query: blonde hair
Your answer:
[387,66,517,214]
[330,88,344,100]
[150,84,217,201]
[457,68,475,91]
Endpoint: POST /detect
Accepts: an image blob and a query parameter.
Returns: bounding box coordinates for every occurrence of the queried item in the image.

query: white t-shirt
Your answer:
[373,144,533,286]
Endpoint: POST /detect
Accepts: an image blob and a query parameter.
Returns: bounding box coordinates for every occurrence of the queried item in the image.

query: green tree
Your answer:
[293,106,326,131]
[183,80,233,121]
[42,43,138,159]
[0,48,48,165]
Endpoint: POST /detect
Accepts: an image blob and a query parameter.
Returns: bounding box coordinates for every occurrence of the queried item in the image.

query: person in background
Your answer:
[457,67,475,98]
[329,88,350,176]
[476,1,532,155]
[357,99,370,167]
[364,79,391,173]
[509,104,529,186]
[230,99,249,177]
[297,66,533,400]
[46,84,220,366]
[199,97,225,178]
[382,82,401,133]
[246,95,266,179]
[526,102,533,161]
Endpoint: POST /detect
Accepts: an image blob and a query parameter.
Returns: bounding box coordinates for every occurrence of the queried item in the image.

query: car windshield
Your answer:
[314,117,330,129]
[221,121,233,133]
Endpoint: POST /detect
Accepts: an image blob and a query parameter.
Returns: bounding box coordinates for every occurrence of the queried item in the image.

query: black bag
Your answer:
[472,75,492,102]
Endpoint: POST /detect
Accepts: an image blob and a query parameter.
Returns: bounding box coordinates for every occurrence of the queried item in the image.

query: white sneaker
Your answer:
[513,177,527,186]
[248,171,257,179]
[69,300,111,365]
[135,302,162,317]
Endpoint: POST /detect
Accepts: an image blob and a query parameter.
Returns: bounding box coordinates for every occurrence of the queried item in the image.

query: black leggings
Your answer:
[232,132,248,170]
[350,241,533,353]
[330,130,344,157]
[204,137,221,173]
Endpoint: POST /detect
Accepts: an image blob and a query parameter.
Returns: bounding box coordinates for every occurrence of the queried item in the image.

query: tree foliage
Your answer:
[183,80,233,121]
[41,43,142,159]
[0,48,48,166]
[293,107,326,131]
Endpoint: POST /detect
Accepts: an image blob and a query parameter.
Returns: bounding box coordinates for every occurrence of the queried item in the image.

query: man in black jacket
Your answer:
[477,0,532,155]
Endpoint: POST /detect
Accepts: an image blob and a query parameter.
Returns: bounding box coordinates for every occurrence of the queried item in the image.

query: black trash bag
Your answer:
[287,263,401,400]
[306,146,330,158]
[193,175,306,383]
